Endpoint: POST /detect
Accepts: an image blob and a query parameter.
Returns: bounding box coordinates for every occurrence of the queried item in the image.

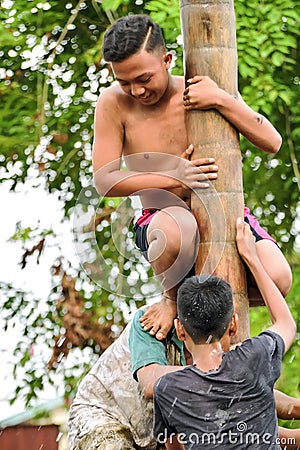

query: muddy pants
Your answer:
[75,424,165,450]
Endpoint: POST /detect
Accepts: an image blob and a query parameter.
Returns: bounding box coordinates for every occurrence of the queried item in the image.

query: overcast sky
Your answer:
[0,180,74,420]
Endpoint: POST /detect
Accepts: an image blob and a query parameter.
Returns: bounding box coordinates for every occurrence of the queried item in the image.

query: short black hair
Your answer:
[177,275,234,344]
[102,14,165,62]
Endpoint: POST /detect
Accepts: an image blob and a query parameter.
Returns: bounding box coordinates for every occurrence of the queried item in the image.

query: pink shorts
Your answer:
[133,206,276,259]
[243,206,276,243]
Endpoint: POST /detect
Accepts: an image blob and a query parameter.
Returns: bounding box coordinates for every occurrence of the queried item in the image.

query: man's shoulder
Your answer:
[177,75,185,82]
[234,330,285,362]
[97,84,133,107]
[170,75,185,96]
[247,330,284,347]
[172,74,185,84]
[255,329,285,353]
[154,365,190,394]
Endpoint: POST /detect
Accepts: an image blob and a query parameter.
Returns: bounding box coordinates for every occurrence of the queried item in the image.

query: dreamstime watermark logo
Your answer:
[157,422,296,447]
[72,152,227,299]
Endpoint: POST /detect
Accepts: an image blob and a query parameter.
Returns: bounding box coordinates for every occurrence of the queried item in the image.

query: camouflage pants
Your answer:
[75,424,165,450]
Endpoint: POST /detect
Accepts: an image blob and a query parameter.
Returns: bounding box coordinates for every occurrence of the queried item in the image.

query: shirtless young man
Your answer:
[92,14,292,340]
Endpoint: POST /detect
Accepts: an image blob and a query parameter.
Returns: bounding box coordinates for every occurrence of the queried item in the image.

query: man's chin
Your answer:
[138,95,153,105]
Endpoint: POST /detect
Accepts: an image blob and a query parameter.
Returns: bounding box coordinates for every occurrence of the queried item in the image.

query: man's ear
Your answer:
[163,52,173,69]
[175,318,186,342]
[229,313,238,337]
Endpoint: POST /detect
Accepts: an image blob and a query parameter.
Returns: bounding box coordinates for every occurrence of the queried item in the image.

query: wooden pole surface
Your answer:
[180,0,250,342]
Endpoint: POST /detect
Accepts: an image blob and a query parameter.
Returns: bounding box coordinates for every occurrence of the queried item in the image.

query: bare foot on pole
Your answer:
[139,295,177,340]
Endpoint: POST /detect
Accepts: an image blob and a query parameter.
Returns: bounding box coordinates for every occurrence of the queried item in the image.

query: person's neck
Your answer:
[191,337,230,373]
[159,73,181,105]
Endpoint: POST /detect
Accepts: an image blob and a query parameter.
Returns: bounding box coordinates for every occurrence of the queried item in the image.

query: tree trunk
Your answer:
[180,0,249,342]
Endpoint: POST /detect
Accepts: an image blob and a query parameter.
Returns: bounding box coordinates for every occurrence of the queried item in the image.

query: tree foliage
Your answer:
[0,0,299,410]
[236,0,300,252]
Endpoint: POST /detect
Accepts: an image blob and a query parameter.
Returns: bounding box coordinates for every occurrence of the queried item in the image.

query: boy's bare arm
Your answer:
[166,436,185,450]
[274,389,300,420]
[278,426,300,449]
[137,363,185,399]
[184,76,282,154]
[236,218,296,351]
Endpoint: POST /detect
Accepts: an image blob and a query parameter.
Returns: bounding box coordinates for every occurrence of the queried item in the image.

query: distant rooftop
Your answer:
[0,397,65,429]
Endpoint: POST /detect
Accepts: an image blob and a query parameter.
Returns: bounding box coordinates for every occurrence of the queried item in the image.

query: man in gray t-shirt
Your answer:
[154,331,284,449]
[153,219,297,449]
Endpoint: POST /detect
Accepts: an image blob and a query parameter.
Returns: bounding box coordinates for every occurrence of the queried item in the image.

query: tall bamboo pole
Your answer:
[180,0,249,342]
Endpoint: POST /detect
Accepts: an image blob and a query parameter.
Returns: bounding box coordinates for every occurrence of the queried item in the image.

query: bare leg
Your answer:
[140,206,199,340]
[248,239,292,306]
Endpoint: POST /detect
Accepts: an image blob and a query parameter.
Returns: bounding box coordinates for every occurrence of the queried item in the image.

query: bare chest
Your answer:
[123,102,187,157]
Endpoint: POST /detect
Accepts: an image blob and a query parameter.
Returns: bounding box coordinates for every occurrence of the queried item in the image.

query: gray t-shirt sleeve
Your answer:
[153,377,177,442]
[253,330,285,382]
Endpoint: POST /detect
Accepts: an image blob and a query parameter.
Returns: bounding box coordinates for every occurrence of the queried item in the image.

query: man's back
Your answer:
[68,323,155,450]
[154,331,284,449]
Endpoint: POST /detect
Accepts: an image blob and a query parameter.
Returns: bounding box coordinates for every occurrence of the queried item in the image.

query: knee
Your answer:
[256,240,293,298]
[279,267,293,297]
[165,206,199,246]
[147,225,181,264]
[185,216,199,243]
[147,208,198,254]
[164,217,198,259]
[277,265,293,298]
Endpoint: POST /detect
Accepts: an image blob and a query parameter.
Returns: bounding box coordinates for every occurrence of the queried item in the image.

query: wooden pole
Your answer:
[180,0,249,342]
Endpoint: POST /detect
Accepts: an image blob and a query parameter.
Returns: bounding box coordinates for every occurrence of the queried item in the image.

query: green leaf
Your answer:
[271,51,285,67]
[278,90,291,105]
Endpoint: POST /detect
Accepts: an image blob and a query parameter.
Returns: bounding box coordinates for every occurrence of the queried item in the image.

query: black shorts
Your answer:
[133,207,277,261]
